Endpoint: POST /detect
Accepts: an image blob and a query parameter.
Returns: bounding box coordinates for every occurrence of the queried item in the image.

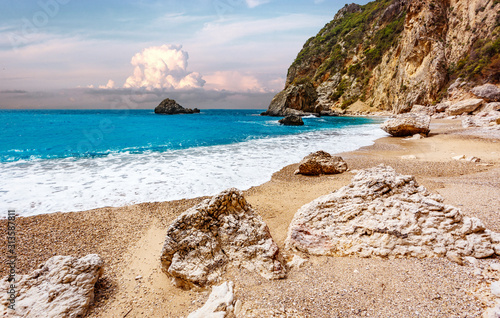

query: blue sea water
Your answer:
[0,109,387,217]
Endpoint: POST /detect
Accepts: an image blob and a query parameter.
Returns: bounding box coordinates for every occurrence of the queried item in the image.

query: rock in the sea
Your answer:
[380,113,431,137]
[296,151,348,176]
[160,188,286,289]
[0,254,104,318]
[262,82,318,116]
[285,165,500,261]
[188,282,236,318]
[278,115,304,126]
[154,98,200,114]
[471,84,500,102]
[447,98,484,116]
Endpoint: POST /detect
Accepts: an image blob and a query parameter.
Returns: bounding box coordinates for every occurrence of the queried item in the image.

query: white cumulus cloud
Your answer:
[124,44,205,90]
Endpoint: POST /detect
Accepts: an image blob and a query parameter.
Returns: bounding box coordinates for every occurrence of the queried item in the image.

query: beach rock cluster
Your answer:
[296,151,348,176]
[380,113,431,137]
[188,281,240,318]
[154,98,200,114]
[0,254,103,318]
[286,165,500,262]
[279,115,304,126]
[160,188,286,289]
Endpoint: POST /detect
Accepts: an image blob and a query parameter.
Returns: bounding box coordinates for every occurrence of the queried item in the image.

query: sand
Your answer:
[1,118,500,317]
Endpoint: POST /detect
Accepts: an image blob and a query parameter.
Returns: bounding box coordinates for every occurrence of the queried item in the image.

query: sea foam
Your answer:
[0,122,386,217]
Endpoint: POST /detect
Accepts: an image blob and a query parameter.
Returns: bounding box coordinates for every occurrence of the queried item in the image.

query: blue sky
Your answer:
[0,0,371,109]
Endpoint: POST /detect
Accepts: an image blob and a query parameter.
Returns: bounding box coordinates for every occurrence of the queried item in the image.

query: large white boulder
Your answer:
[381,113,431,137]
[161,188,286,289]
[0,254,104,318]
[286,165,500,261]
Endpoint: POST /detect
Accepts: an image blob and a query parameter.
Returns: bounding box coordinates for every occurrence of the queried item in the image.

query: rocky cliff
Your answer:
[264,0,500,115]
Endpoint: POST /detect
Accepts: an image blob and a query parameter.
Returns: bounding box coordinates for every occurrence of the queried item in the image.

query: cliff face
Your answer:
[266,0,500,115]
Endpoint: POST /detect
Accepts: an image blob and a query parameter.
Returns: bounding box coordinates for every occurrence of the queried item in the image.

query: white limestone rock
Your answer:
[381,113,431,137]
[0,254,104,318]
[188,282,235,318]
[160,188,286,289]
[447,99,484,116]
[285,165,500,261]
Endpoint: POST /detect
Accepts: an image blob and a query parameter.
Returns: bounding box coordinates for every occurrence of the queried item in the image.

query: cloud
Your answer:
[204,71,265,92]
[245,0,271,8]
[99,80,115,89]
[123,44,205,90]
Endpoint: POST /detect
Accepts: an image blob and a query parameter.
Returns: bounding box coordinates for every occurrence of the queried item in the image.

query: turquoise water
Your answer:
[0,109,387,216]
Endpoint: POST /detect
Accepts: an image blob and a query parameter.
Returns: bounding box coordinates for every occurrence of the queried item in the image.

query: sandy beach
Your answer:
[2,118,500,317]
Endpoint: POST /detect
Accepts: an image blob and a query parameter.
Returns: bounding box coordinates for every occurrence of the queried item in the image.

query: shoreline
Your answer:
[2,118,500,317]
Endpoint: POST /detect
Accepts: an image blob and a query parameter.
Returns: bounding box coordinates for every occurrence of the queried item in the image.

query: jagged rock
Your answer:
[380,113,431,137]
[435,101,451,113]
[484,102,500,112]
[471,84,500,102]
[279,115,304,126]
[287,255,308,269]
[285,165,500,261]
[0,254,104,318]
[160,189,286,289]
[296,151,348,176]
[411,105,435,115]
[187,282,236,318]
[154,98,200,114]
[262,82,318,116]
[447,99,484,116]
[462,111,500,128]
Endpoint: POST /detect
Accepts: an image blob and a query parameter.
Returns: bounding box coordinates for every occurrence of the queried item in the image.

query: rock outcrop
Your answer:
[160,189,286,289]
[471,84,500,102]
[154,98,200,114]
[381,113,431,137]
[286,165,500,262]
[296,151,348,175]
[0,254,104,318]
[263,0,499,115]
[262,81,318,116]
[278,115,304,126]
[447,98,484,116]
[187,282,238,318]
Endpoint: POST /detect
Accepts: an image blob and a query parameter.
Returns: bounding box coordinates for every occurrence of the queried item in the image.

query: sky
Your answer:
[0,0,371,109]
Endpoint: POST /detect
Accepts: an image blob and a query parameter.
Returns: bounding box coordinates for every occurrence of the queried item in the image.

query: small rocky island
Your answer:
[154,98,200,115]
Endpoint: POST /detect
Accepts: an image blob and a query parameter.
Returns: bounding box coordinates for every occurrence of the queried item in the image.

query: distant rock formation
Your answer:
[278,115,304,126]
[263,0,499,115]
[0,254,104,318]
[296,151,348,175]
[381,113,430,137]
[286,165,500,263]
[154,98,200,114]
[160,188,286,289]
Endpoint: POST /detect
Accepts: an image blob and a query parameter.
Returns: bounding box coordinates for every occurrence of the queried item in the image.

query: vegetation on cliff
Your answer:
[266,0,500,115]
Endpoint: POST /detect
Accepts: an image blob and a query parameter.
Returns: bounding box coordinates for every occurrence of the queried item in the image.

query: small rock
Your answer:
[135,276,142,280]
[491,263,500,271]
[287,255,309,269]
[296,151,348,176]
[452,155,466,161]
[187,282,235,318]
[279,115,304,126]
[464,256,478,266]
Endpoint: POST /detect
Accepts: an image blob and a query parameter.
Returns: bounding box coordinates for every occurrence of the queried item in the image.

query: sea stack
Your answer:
[154,98,200,115]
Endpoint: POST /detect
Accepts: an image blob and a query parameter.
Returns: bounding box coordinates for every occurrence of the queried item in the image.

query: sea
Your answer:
[0,109,387,217]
